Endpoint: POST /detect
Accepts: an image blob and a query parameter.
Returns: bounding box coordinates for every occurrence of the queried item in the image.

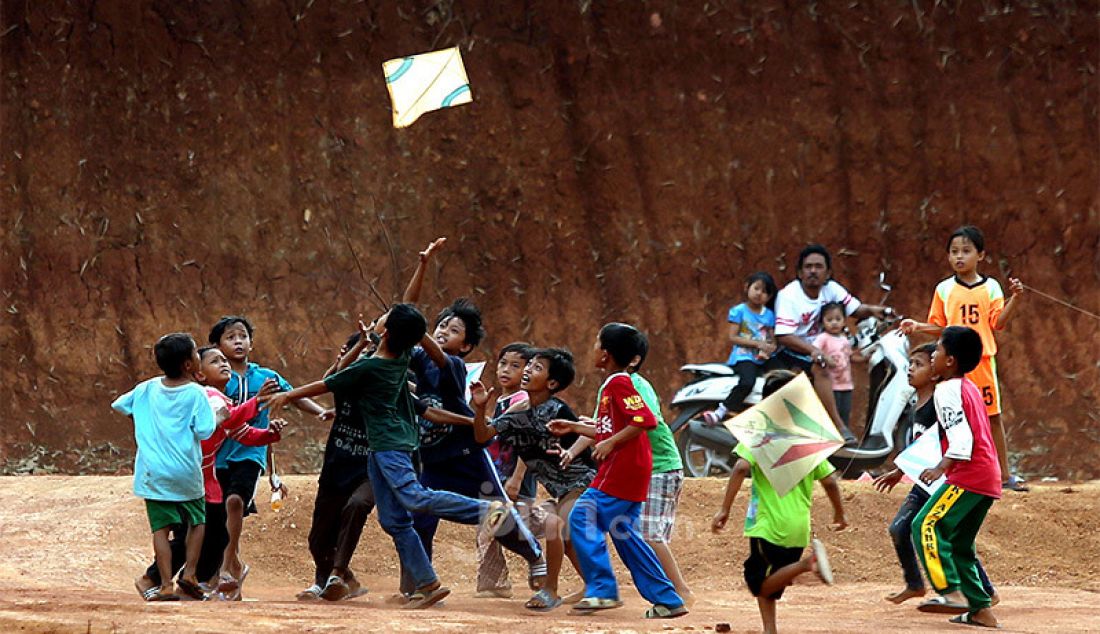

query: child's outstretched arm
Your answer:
[559,435,596,467]
[711,458,751,532]
[423,407,474,426]
[547,418,597,439]
[819,473,849,530]
[994,277,1024,330]
[265,380,330,413]
[469,381,499,443]
[592,424,644,461]
[402,237,447,304]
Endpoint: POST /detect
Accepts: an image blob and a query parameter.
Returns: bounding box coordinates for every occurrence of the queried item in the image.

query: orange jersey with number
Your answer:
[927,276,1005,357]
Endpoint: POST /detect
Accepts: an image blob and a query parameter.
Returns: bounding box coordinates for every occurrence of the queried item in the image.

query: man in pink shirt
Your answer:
[912,326,1002,628]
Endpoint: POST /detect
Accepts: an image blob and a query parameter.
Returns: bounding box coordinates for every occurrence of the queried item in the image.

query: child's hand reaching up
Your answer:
[255,378,280,404]
[269,418,289,434]
[1007,277,1024,297]
[469,381,497,412]
[420,237,446,262]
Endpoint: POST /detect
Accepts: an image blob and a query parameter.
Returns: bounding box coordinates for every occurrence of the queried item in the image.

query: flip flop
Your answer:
[320,575,349,601]
[296,584,322,601]
[524,588,563,612]
[644,604,689,619]
[570,597,623,614]
[176,578,206,601]
[135,577,158,601]
[146,589,180,602]
[404,583,451,610]
[950,613,1002,628]
[811,538,834,585]
[344,577,369,600]
[918,595,970,614]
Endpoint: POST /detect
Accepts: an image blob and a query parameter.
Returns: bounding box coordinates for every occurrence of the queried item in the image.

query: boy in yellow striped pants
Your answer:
[911,327,1002,628]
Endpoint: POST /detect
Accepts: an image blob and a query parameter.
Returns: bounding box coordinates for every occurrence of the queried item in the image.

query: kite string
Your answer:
[1023,284,1100,321]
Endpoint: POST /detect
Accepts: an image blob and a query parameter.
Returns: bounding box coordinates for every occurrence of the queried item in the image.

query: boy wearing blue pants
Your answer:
[549,323,687,619]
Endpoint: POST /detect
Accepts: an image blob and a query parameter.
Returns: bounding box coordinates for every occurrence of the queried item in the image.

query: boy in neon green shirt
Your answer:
[711,370,848,634]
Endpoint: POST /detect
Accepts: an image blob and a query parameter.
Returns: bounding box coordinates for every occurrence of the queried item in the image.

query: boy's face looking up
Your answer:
[196,348,233,388]
[521,357,557,394]
[433,316,471,356]
[907,351,934,389]
[496,351,526,392]
[218,322,252,363]
[947,236,982,276]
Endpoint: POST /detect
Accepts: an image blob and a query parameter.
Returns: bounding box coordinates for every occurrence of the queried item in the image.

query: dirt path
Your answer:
[1,476,1098,633]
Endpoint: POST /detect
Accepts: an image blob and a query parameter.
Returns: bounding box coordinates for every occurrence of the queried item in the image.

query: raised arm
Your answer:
[994,277,1024,330]
[468,382,499,443]
[265,380,331,413]
[402,237,447,304]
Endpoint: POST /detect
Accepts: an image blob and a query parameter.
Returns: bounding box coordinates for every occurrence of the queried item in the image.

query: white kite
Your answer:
[383,46,473,128]
[723,373,846,497]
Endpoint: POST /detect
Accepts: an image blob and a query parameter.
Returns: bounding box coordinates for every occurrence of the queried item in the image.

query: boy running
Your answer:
[265,304,537,609]
[112,333,216,602]
[711,369,847,634]
[911,326,1002,628]
[901,225,1026,491]
[550,323,687,619]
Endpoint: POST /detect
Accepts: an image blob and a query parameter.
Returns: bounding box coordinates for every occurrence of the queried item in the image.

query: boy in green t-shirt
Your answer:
[711,370,848,634]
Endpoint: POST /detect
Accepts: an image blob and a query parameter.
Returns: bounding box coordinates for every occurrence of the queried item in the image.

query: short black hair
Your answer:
[531,347,575,393]
[435,298,485,355]
[746,271,778,308]
[498,341,534,362]
[820,301,846,321]
[939,326,983,374]
[796,243,832,271]
[947,225,985,252]
[384,303,428,355]
[197,345,219,360]
[761,369,798,398]
[155,333,197,379]
[598,322,647,368]
[208,316,254,345]
[632,329,650,372]
[911,342,937,358]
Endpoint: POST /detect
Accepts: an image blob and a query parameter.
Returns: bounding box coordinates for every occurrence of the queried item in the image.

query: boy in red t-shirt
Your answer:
[547,323,686,619]
[912,326,1002,628]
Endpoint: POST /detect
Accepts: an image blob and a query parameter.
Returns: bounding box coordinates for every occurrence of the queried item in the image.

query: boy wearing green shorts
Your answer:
[112,333,217,601]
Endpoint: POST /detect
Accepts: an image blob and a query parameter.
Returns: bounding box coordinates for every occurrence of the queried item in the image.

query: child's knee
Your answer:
[225,495,244,512]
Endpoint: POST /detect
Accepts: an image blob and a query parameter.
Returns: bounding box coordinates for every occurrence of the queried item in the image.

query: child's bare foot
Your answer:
[679,590,697,608]
[885,587,926,604]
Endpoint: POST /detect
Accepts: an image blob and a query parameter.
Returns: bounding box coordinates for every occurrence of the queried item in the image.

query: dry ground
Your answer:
[1,476,1098,633]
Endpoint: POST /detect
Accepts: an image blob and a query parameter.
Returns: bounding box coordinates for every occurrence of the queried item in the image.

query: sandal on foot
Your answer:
[344,577,369,600]
[147,589,180,602]
[811,538,834,585]
[404,582,451,610]
[176,577,206,601]
[296,584,322,601]
[135,576,158,601]
[320,575,349,601]
[950,613,1001,628]
[528,558,548,591]
[645,604,689,619]
[570,597,623,614]
[918,595,969,614]
[474,588,513,599]
[524,588,563,612]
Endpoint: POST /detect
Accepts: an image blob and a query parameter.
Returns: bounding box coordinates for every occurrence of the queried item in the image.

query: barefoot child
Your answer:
[471,348,596,611]
[137,346,284,601]
[112,333,217,601]
[901,225,1027,491]
[873,344,997,606]
[556,323,687,619]
[911,326,1002,628]
[710,369,848,634]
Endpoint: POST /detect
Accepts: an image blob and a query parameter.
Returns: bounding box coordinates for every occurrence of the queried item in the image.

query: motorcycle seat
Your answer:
[680,363,734,376]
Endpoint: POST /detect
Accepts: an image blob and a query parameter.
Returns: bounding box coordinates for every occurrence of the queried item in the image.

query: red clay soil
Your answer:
[1,2,1098,477]
[1,476,1098,633]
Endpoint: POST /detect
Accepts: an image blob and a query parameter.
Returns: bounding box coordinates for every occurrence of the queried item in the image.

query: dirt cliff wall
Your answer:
[2,1,1097,477]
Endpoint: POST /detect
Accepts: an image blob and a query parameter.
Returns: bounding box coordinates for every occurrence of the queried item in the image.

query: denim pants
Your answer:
[568,488,683,607]
[892,484,995,595]
[369,450,486,589]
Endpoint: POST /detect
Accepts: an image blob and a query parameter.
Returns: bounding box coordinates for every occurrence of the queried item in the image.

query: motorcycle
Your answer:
[670,274,913,478]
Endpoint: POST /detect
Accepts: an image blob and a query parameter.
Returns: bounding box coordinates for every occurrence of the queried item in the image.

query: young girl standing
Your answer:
[703,272,778,425]
[812,302,863,436]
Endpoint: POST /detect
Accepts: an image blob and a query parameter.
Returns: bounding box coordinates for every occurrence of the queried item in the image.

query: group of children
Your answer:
[113,224,1022,630]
